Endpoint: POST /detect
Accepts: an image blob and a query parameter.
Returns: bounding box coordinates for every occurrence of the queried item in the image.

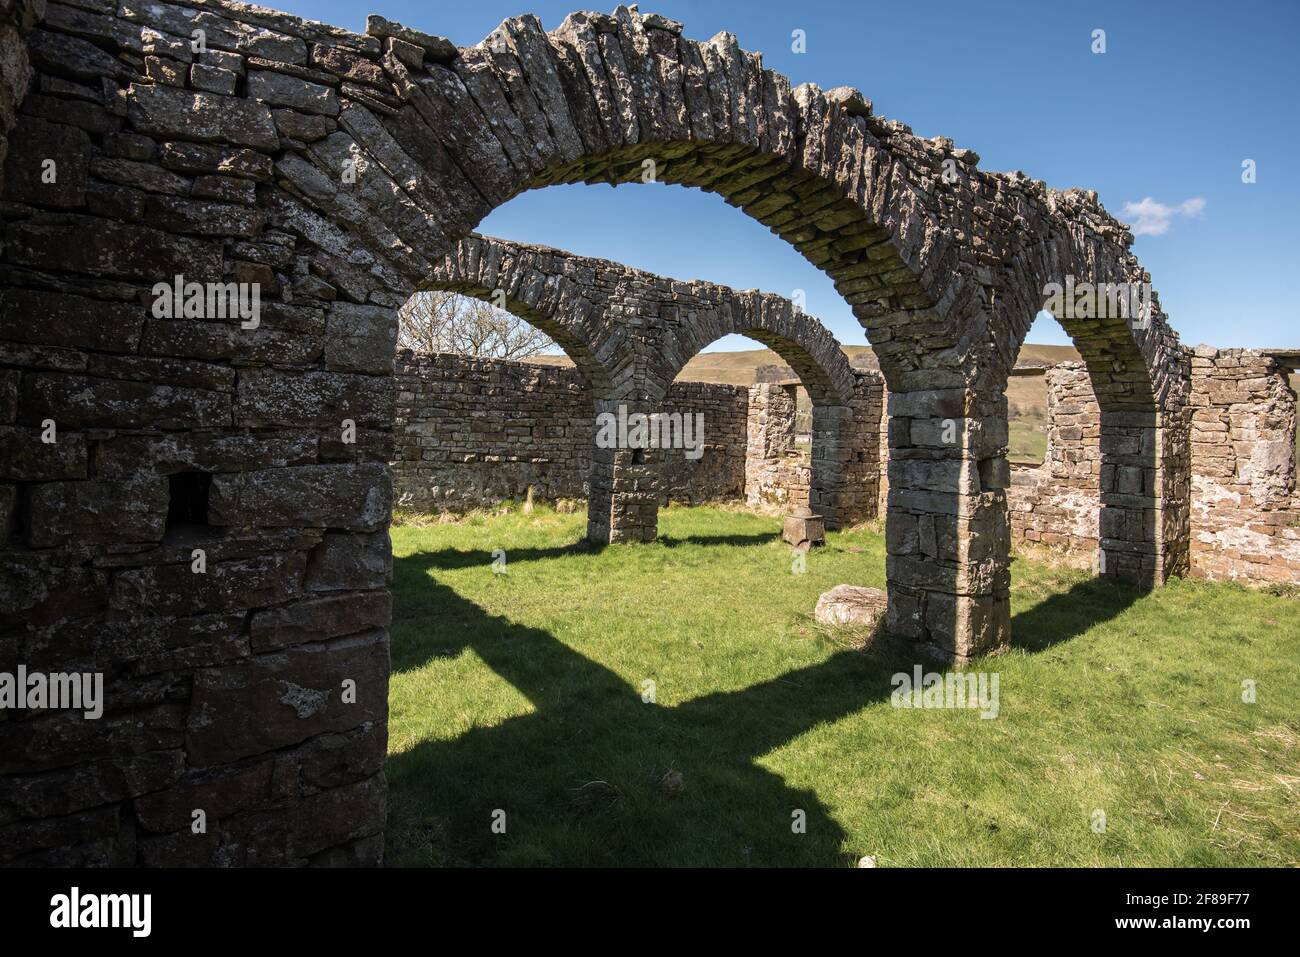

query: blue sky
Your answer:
[275,0,1299,352]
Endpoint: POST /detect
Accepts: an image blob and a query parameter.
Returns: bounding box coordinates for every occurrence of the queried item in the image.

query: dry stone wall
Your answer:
[1,1,400,867]
[1189,347,1300,584]
[745,382,805,510]
[394,351,591,510]
[393,350,747,511]
[745,372,885,527]
[429,234,868,539]
[1007,364,1101,556]
[659,379,748,503]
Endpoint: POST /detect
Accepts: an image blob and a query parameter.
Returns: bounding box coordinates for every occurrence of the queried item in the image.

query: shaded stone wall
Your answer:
[0,0,41,192]
[1,2,396,867]
[1008,364,1101,556]
[393,350,747,511]
[1189,347,1300,584]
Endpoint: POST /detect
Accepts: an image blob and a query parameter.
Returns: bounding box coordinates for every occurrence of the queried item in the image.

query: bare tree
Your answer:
[398,290,555,360]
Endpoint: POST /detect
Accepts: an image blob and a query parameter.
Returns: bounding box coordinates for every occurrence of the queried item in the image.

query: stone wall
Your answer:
[393,350,747,511]
[1,2,398,866]
[745,383,807,510]
[1008,363,1101,556]
[0,0,41,192]
[659,378,748,504]
[1189,347,1300,584]
[746,372,885,527]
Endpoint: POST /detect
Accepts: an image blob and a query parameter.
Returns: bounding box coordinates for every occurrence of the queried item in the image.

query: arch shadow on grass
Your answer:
[387,544,1140,866]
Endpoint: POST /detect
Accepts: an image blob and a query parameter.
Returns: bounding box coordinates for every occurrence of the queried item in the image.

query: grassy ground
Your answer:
[385,505,1300,867]
[1008,420,1049,465]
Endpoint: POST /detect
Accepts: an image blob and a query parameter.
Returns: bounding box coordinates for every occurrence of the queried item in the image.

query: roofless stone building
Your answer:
[0,0,1290,865]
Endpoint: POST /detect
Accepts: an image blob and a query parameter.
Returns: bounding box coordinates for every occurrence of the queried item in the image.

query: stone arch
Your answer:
[657,287,872,528]
[995,214,1192,587]
[425,234,621,398]
[241,5,1183,658]
[425,234,877,535]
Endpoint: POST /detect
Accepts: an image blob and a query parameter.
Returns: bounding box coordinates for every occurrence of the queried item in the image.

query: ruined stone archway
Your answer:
[0,2,1194,864]
[427,234,878,536]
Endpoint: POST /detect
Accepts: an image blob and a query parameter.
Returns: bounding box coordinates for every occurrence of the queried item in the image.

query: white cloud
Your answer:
[1121,196,1206,236]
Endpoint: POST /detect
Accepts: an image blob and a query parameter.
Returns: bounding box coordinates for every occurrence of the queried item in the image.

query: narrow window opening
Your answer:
[167,471,212,528]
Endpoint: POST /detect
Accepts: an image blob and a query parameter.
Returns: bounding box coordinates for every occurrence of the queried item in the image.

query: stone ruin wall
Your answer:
[1007,363,1102,557]
[744,374,885,529]
[0,0,1289,868]
[1,2,403,866]
[393,350,748,511]
[1188,347,1300,585]
[661,379,748,503]
[744,382,805,510]
[681,353,1299,581]
[999,354,1300,586]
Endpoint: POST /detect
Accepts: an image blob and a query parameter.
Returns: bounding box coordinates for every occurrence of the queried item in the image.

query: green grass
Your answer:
[1008,420,1049,465]
[385,505,1300,867]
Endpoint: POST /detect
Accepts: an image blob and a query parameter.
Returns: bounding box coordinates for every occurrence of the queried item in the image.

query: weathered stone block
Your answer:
[159,139,274,180]
[250,589,392,650]
[247,69,339,116]
[782,505,825,548]
[0,287,145,353]
[127,82,279,151]
[4,215,223,281]
[111,552,306,618]
[186,630,389,767]
[365,14,456,61]
[305,530,392,592]
[208,463,391,530]
[144,194,266,237]
[27,476,168,547]
[814,584,887,629]
[20,373,232,429]
[2,115,89,207]
[324,302,395,374]
[191,62,238,95]
[0,424,87,480]
[235,367,393,427]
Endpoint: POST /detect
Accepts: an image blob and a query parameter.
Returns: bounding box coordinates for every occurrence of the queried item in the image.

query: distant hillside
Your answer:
[526,343,1082,386]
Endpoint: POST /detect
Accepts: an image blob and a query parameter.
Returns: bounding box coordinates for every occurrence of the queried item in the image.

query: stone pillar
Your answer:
[744,384,808,511]
[588,399,661,544]
[884,388,1011,663]
[1007,364,1102,556]
[835,371,886,527]
[809,403,847,528]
